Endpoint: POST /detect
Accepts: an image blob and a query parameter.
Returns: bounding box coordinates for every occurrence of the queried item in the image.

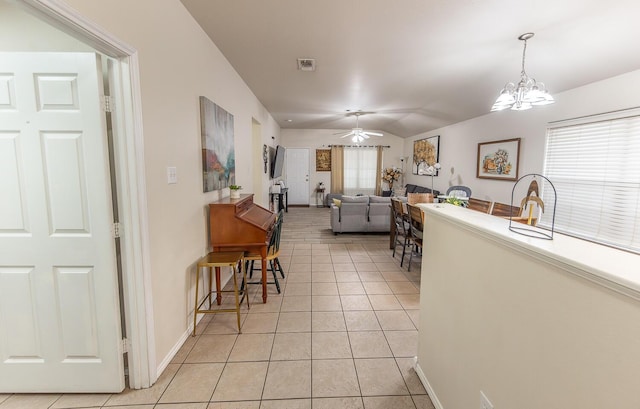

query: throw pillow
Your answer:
[332,198,342,207]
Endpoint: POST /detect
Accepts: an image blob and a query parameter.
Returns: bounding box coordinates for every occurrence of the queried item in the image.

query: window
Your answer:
[343,147,377,195]
[541,109,640,253]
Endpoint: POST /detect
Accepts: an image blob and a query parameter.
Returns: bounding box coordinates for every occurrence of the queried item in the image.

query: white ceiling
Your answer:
[181,0,640,138]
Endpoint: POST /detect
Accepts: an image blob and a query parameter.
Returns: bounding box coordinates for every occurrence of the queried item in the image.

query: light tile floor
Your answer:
[0,207,433,409]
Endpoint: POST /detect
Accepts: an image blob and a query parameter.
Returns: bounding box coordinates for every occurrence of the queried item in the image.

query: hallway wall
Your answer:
[60,0,280,372]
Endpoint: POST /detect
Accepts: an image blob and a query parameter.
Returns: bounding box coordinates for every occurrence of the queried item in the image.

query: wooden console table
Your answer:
[269,188,288,213]
[315,187,325,208]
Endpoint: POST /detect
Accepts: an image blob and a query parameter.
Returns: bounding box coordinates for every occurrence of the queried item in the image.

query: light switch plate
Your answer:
[167,167,177,184]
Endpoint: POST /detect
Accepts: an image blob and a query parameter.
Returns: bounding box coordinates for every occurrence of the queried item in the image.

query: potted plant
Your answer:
[445,196,468,207]
[229,184,242,199]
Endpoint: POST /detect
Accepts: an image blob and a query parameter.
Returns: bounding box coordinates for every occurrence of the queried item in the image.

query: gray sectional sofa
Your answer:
[330,195,391,234]
[402,183,440,197]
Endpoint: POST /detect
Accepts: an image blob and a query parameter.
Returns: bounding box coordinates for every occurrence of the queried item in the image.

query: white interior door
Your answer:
[0,52,124,392]
[285,148,310,205]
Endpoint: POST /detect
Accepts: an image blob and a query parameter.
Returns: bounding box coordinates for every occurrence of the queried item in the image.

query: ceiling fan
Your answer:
[334,112,383,143]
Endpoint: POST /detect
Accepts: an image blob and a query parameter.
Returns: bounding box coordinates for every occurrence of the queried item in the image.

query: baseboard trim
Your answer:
[287,204,309,208]
[156,311,209,377]
[156,333,185,377]
[415,361,444,409]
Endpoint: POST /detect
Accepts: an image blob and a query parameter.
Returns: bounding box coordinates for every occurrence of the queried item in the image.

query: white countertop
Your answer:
[418,203,640,300]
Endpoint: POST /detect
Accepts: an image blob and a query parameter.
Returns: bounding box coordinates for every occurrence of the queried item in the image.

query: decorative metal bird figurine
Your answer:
[520,179,544,225]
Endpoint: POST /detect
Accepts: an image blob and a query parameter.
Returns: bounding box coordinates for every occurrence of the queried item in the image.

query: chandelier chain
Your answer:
[490,32,555,112]
[521,39,528,77]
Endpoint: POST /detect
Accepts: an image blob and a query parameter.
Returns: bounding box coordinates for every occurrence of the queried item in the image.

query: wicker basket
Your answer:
[407,192,433,204]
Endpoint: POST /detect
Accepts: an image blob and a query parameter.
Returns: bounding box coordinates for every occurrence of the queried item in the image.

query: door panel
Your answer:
[0,52,124,392]
[0,132,27,232]
[0,267,39,361]
[42,131,90,234]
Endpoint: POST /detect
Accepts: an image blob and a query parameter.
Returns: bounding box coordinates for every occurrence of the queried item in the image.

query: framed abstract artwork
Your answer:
[477,138,521,181]
[199,96,235,192]
[413,135,440,175]
[316,149,331,171]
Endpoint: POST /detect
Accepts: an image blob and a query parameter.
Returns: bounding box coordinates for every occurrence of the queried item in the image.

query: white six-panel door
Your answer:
[0,52,124,392]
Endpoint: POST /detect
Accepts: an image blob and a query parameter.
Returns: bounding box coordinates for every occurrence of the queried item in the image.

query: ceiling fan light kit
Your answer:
[491,32,555,112]
[335,112,383,143]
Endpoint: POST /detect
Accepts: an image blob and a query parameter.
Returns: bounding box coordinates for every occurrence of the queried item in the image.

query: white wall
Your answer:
[0,2,93,51]
[418,207,640,409]
[403,69,640,203]
[281,128,406,199]
[50,0,280,370]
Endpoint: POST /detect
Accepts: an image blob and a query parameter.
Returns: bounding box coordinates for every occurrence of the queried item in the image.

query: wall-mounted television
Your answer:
[268,146,276,178]
[270,145,286,179]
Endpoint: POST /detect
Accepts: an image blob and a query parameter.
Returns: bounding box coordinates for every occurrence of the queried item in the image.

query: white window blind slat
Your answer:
[343,147,377,196]
[541,112,640,253]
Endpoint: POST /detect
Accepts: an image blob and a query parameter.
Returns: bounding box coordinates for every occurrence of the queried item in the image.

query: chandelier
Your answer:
[491,33,555,112]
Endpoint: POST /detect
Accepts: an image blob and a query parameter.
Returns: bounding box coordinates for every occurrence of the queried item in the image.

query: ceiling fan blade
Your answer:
[339,131,355,138]
[363,131,383,137]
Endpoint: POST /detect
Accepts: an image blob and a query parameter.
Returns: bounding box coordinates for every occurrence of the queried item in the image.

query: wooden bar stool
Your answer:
[193,251,249,336]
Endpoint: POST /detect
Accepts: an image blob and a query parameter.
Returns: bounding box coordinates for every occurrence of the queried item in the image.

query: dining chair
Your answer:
[405,203,424,272]
[391,199,413,267]
[467,197,493,214]
[242,210,285,294]
[446,185,472,199]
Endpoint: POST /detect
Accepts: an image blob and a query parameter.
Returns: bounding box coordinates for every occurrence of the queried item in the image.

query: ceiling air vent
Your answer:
[297,58,316,71]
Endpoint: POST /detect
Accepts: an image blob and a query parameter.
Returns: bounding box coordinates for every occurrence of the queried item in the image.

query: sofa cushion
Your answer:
[405,184,418,193]
[338,202,369,232]
[341,195,369,203]
[368,202,392,232]
[369,195,391,203]
[411,185,440,196]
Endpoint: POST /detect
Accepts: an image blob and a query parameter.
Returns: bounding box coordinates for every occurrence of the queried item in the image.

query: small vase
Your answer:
[230,190,240,199]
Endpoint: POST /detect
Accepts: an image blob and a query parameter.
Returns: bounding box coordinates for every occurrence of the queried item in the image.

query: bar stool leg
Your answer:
[208,266,213,309]
[215,266,222,305]
[232,264,241,333]
[242,261,250,310]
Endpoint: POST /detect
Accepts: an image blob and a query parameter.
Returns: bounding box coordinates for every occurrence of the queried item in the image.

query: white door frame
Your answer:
[19,0,156,388]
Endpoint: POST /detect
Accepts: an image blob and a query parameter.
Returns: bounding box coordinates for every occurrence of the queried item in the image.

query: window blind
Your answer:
[541,110,640,253]
[343,147,377,196]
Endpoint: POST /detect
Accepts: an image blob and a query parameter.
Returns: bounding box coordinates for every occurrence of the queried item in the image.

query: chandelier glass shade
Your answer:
[350,129,369,143]
[334,112,383,143]
[491,33,555,112]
